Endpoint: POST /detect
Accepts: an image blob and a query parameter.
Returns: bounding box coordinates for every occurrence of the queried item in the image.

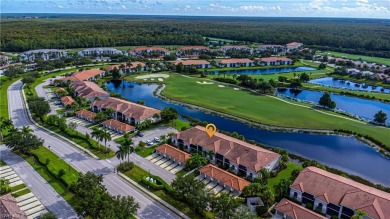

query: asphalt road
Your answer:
[0,146,78,219]
[8,80,180,219]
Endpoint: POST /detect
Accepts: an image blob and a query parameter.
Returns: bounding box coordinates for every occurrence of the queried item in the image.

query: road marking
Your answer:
[106,159,111,163]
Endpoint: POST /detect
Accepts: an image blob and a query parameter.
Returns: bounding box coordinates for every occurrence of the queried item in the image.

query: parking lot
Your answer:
[195,175,237,197]
[145,153,184,174]
[66,117,123,140]
[133,126,178,146]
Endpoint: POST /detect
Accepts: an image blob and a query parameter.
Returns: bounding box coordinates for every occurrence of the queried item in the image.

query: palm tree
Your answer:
[21,126,32,136]
[351,210,368,219]
[115,145,126,164]
[91,127,103,149]
[101,128,112,151]
[121,138,134,163]
[0,118,13,141]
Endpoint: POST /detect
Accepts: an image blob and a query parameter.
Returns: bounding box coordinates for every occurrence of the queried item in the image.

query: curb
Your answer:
[20,82,99,159]
[117,172,190,219]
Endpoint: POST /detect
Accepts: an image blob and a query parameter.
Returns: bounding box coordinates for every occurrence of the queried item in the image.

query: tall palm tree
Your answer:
[101,128,112,151]
[121,138,134,163]
[91,127,103,149]
[115,145,126,164]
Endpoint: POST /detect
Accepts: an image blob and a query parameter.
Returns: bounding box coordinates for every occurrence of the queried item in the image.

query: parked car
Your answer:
[154,137,161,142]
[54,101,62,105]
[137,132,144,137]
[146,140,153,146]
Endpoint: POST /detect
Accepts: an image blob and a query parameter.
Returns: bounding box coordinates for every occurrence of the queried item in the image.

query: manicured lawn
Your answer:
[168,119,191,131]
[267,162,303,193]
[135,145,157,158]
[12,188,32,198]
[121,164,212,219]
[42,124,115,159]
[0,76,21,119]
[317,51,390,66]
[10,184,27,192]
[158,73,389,149]
[17,147,79,207]
[331,74,390,89]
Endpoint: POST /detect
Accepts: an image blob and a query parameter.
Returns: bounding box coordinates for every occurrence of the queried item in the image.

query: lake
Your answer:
[310,77,390,93]
[213,66,316,75]
[106,81,390,186]
[277,89,390,124]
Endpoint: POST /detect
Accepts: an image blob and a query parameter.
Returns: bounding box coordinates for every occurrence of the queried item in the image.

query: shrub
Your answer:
[58,169,66,178]
[45,158,50,166]
[123,133,130,139]
[117,162,134,172]
[214,77,237,84]
[255,205,268,216]
[306,202,313,209]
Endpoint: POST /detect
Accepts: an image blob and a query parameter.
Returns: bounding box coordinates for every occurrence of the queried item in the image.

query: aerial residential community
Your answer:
[0,1,390,219]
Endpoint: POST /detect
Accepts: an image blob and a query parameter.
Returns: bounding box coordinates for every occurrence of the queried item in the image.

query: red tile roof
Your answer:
[175,126,280,172]
[199,164,250,192]
[58,69,105,82]
[275,198,327,219]
[177,46,211,52]
[291,167,390,219]
[173,60,210,66]
[75,109,96,119]
[130,61,146,69]
[155,144,191,163]
[61,96,74,106]
[92,97,160,121]
[257,57,292,62]
[0,194,28,219]
[130,47,169,53]
[54,87,66,93]
[102,119,134,132]
[105,64,122,70]
[286,42,303,48]
[70,81,108,100]
[217,58,254,64]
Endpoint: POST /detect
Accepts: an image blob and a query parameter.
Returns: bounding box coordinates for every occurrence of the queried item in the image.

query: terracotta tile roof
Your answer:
[92,97,161,121]
[61,96,75,106]
[105,64,122,70]
[274,198,327,219]
[286,42,303,48]
[54,87,66,93]
[199,164,250,192]
[177,46,211,52]
[175,126,280,172]
[155,144,191,163]
[291,167,390,219]
[72,69,105,81]
[257,57,292,62]
[217,58,254,64]
[173,60,210,66]
[0,194,28,219]
[102,119,134,132]
[70,81,108,99]
[130,47,169,53]
[75,109,96,119]
[219,45,250,50]
[259,44,285,49]
[130,61,146,68]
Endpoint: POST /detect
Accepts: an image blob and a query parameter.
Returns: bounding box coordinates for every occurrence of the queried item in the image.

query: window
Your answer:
[293,192,298,199]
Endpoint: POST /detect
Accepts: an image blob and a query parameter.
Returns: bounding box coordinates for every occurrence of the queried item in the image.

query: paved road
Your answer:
[8,80,180,219]
[0,146,78,219]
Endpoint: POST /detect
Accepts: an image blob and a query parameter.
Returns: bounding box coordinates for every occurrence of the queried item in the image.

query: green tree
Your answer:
[374,110,387,124]
[27,97,50,120]
[38,212,57,219]
[274,179,292,199]
[91,127,104,149]
[260,186,275,207]
[4,131,44,154]
[121,138,134,163]
[231,206,257,219]
[115,145,126,164]
[319,92,336,109]
[299,72,310,82]
[0,179,11,195]
[68,122,78,130]
[210,192,240,219]
[112,67,121,79]
[101,128,112,151]
[351,210,368,219]
[242,183,263,197]
[185,153,208,170]
[94,112,109,123]
[258,168,270,185]
[171,175,205,201]
[160,107,179,123]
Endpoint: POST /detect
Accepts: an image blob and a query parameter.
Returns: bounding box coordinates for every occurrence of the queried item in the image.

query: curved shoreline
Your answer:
[151,83,390,158]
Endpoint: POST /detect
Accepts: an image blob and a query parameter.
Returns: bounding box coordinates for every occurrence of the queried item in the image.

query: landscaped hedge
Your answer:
[140,175,173,193]
[213,77,237,84]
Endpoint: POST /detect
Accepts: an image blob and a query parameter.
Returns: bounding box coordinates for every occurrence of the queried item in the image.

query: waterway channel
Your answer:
[106,80,390,186]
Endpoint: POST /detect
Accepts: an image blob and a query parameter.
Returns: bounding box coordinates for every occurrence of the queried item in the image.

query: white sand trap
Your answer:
[151,78,155,81]
[218,85,225,88]
[158,78,163,82]
[196,81,214,85]
[136,74,169,79]
[234,88,239,90]
[143,79,147,81]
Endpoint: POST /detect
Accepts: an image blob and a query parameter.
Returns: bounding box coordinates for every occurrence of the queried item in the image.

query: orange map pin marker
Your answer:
[205,124,216,137]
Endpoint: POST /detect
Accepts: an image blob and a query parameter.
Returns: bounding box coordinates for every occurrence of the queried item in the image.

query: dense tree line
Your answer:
[1,16,389,57]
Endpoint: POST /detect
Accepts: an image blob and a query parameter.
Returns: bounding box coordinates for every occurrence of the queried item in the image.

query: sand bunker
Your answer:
[158,78,163,82]
[234,88,239,90]
[136,74,169,79]
[197,81,214,85]
[218,85,225,88]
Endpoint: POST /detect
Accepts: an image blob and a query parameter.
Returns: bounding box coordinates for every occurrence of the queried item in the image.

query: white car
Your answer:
[154,137,161,142]
[146,140,153,146]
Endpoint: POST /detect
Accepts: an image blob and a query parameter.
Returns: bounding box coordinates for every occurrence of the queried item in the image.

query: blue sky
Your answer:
[2,0,390,18]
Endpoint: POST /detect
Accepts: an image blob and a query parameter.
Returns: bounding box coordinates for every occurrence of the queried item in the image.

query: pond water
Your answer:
[213,66,316,75]
[277,89,390,124]
[310,77,390,93]
[106,80,390,186]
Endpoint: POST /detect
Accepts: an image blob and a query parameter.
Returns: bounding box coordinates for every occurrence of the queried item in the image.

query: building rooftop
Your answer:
[257,57,293,62]
[23,49,65,54]
[217,58,254,64]
[173,60,210,65]
[80,47,122,52]
[61,96,75,106]
[177,46,211,52]
[175,126,280,172]
[155,144,191,163]
[0,194,28,219]
[75,109,96,119]
[102,119,134,132]
[130,47,169,53]
[219,45,250,50]
[92,97,161,121]
[70,81,108,99]
[274,198,327,219]
[199,164,250,192]
[291,167,390,219]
